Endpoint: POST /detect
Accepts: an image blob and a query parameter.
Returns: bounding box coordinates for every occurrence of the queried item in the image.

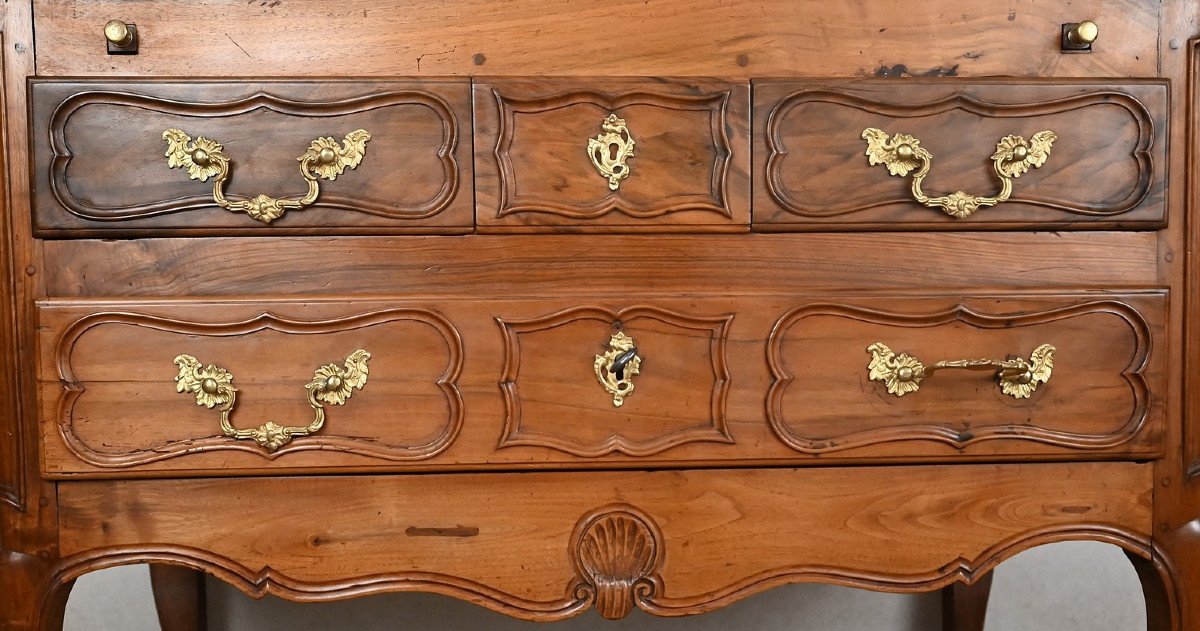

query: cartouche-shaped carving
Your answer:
[571,505,663,620]
[594,331,641,407]
[588,114,636,190]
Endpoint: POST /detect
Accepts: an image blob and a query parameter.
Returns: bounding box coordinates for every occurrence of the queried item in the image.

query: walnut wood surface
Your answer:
[754,79,1168,230]
[35,291,1165,477]
[3,1,1200,629]
[473,78,750,230]
[54,463,1153,620]
[29,80,473,236]
[40,232,1161,297]
[31,1,1159,78]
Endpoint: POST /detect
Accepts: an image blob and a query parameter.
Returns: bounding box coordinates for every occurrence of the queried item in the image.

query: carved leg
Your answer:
[150,565,207,631]
[1125,550,1173,631]
[940,573,993,631]
[0,551,73,631]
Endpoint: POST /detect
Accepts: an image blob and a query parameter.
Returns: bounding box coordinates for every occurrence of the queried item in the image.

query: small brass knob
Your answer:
[1066,20,1098,47]
[190,148,210,166]
[1010,145,1028,161]
[896,143,915,160]
[104,19,134,48]
[317,147,337,165]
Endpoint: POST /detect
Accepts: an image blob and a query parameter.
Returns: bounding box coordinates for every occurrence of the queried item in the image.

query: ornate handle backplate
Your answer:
[867,342,1054,399]
[173,349,371,451]
[162,128,371,223]
[588,114,636,190]
[595,332,641,407]
[861,127,1056,218]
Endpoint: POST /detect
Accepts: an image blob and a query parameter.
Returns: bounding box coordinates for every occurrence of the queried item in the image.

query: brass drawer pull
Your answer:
[588,114,636,190]
[162,128,371,223]
[867,342,1054,399]
[595,332,641,407]
[861,127,1056,218]
[173,349,371,451]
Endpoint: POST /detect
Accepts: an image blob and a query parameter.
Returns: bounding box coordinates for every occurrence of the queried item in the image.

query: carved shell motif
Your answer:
[570,506,663,619]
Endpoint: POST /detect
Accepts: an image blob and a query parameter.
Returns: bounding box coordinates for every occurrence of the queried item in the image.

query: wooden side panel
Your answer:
[30,80,473,236]
[474,79,750,231]
[55,463,1154,619]
[753,80,1168,231]
[32,1,1159,78]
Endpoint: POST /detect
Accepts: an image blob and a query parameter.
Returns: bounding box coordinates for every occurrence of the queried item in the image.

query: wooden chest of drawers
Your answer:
[3,1,1200,630]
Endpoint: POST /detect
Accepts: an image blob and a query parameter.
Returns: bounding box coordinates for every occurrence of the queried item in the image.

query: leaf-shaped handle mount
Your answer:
[861,127,1056,218]
[162,128,371,224]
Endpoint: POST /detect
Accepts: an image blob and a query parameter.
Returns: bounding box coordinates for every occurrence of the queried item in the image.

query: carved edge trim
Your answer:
[36,524,1162,624]
[763,88,1160,219]
[50,309,465,467]
[496,305,734,457]
[765,299,1156,453]
[490,89,735,219]
[45,89,461,221]
[639,524,1158,615]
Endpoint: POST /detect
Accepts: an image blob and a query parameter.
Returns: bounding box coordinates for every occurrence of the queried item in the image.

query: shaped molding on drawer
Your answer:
[30,80,473,235]
[40,303,464,474]
[766,293,1167,454]
[474,79,750,231]
[496,306,735,456]
[753,79,1167,230]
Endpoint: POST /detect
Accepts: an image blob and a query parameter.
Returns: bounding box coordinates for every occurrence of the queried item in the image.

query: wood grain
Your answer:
[55,463,1154,619]
[31,1,1160,78]
[36,292,1166,477]
[754,79,1168,231]
[29,80,473,236]
[41,232,1161,298]
[474,79,750,230]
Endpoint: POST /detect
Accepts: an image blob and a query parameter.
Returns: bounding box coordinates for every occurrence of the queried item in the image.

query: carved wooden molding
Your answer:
[568,504,664,619]
[36,523,1169,624]
[51,309,464,467]
[45,88,461,221]
[491,89,735,219]
[766,299,1155,453]
[764,87,1159,219]
[497,306,734,457]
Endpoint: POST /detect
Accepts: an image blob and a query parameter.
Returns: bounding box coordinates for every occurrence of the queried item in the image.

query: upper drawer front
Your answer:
[474,79,750,231]
[753,80,1168,230]
[30,80,473,236]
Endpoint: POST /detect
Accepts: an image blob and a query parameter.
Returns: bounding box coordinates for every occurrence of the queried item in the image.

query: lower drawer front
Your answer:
[56,463,1152,620]
[38,291,1166,476]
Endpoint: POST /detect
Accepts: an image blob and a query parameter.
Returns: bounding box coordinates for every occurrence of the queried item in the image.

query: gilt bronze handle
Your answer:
[173,349,371,451]
[867,342,1055,399]
[861,127,1056,218]
[162,128,371,223]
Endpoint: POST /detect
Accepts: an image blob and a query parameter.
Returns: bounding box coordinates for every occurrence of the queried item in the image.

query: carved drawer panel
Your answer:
[30,80,472,236]
[38,301,464,475]
[496,306,734,457]
[753,80,1167,230]
[474,78,750,231]
[767,293,1167,456]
